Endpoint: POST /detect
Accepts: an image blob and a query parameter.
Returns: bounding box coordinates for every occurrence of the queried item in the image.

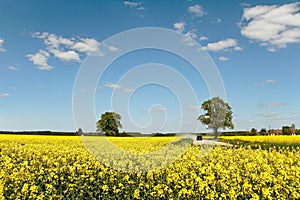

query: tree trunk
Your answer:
[213,129,219,139]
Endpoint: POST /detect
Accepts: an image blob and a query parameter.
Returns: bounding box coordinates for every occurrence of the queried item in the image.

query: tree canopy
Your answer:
[77,128,83,136]
[198,97,234,138]
[96,112,122,136]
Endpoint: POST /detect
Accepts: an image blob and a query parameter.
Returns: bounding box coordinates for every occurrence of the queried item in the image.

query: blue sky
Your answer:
[1,0,300,133]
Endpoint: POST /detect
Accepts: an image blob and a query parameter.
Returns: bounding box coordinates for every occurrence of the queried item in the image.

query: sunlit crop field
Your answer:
[0,135,300,199]
[221,135,300,144]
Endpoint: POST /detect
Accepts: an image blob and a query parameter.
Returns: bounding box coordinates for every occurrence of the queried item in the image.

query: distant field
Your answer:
[220,135,300,149]
[0,134,300,199]
[221,135,300,144]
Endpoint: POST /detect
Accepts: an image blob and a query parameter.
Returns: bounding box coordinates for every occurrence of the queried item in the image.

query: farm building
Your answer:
[269,127,296,135]
[268,129,282,135]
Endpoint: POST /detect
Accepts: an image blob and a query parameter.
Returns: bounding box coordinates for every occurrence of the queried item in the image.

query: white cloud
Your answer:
[59,37,74,46]
[47,34,70,48]
[258,102,284,107]
[219,56,229,61]
[33,32,102,55]
[188,4,205,17]
[33,32,74,49]
[241,2,300,51]
[0,37,6,52]
[234,46,243,51]
[108,46,119,52]
[124,1,144,10]
[124,1,140,7]
[0,93,10,98]
[30,32,104,69]
[265,79,277,84]
[49,49,81,62]
[182,30,198,47]
[27,50,54,71]
[104,82,122,89]
[254,79,277,86]
[173,22,185,32]
[71,38,100,53]
[199,36,208,41]
[267,47,277,52]
[105,44,119,52]
[32,32,48,39]
[8,66,20,71]
[203,38,242,52]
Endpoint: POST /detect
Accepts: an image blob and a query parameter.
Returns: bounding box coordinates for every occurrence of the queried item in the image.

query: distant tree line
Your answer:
[219,128,300,136]
[220,129,270,136]
[151,133,176,137]
[1,129,299,137]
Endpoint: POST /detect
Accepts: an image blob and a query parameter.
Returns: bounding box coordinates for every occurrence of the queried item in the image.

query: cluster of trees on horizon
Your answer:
[95,97,234,138]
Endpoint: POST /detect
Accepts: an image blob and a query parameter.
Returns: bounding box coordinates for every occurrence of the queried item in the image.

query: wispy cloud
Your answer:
[258,102,284,108]
[0,93,10,98]
[182,30,198,47]
[104,82,122,89]
[241,2,300,51]
[173,22,185,32]
[219,56,229,61]
[124,1,144,10]
[124,1,140,7]
[187,106,202,110]
[188,4,205,17]
[144,107,167,113]
[8,65,20,71]
[211,18,221,23]
[269,116,294,122]
[105,45,119,52]
[291,111,300,115]
[203,38,242,52]
[103,83,133,92]
[123,88,133,93]
[254,79,277,86]
[254,112,278,118]
[199,36,208,41]
[0,37,6,52]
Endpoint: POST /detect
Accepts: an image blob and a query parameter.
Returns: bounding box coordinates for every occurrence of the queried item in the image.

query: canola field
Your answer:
[221,135,300,144]
[0,135,300,199]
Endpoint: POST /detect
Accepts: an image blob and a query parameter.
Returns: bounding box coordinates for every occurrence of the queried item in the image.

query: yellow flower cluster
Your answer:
[0,135,299,199]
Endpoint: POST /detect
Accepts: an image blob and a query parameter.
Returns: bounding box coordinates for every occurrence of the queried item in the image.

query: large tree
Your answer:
[198,97,234,139]
[77,128,83,136]
[96,112,122,136]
